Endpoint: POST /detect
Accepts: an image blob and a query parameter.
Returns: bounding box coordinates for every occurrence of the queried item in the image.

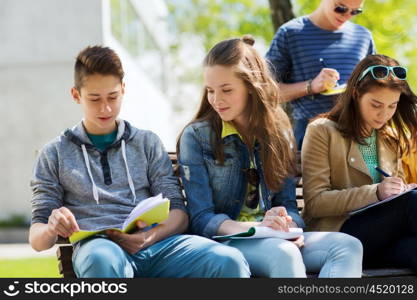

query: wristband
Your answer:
[306,79,313,95]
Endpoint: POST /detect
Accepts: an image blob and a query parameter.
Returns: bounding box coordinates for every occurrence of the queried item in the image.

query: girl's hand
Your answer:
[291,235,304,248]
[377,177,406,200]
[407,183,417,190]
[260,207,290,232]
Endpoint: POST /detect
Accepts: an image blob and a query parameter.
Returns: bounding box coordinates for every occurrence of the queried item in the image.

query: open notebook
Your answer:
[212,226,303,241]
[69,193,170,244]
[349,184,417,216]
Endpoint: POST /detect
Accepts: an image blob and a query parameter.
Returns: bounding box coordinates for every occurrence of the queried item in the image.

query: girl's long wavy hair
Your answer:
[321,54,417,155]
[176,35,295,191]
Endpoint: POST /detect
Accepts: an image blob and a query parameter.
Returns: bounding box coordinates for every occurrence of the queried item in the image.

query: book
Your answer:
[69,193,170,244]
[349,184,417,216]
[320,83,347,96]
[212,226,303,241]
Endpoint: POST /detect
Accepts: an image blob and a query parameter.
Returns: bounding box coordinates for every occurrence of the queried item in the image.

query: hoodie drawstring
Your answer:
[121,140,137,202]
[81,140,136,204]
[81,144,99,204]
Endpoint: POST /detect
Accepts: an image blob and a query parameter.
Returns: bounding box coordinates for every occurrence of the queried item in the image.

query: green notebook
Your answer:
[212,226,303,241]
[69,194,170,244]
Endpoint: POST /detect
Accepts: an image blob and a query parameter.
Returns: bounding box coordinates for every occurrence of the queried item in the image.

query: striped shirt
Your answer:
[266,16,375,120]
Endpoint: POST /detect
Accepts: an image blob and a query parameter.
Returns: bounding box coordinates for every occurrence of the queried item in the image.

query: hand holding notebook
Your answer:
[69,193,170,243]
[349,184,417,215]
[349,167,417,215]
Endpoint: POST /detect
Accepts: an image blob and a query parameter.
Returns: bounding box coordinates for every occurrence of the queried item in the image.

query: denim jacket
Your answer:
[179,121,305,238]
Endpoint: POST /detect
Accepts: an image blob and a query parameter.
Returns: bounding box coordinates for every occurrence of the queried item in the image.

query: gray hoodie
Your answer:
[30,120,185,231]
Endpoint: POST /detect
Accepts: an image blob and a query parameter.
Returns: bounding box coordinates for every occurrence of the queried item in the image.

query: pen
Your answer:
[320,58,339,90]
[319,58,328,68]
[374,166,391,177]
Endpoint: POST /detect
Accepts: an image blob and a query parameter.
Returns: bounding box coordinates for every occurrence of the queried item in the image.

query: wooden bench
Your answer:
[56,151,416,278]
[56,240,76,278]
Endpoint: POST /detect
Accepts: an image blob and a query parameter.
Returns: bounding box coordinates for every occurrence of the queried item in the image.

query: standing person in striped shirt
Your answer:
[266,0,375,150]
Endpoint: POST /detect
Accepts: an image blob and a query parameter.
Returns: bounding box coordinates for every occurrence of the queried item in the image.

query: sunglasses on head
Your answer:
[242,168,260,209]
[334,4,363,16]
[358,65,408,82]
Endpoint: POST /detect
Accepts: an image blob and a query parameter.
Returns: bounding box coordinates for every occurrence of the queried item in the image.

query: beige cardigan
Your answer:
[301,118,404,232]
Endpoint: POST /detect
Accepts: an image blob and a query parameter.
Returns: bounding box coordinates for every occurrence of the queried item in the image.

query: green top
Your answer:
[221,121,264,222]
[358,130,381,183]
[87,130,118,151]
[237,157,264,222]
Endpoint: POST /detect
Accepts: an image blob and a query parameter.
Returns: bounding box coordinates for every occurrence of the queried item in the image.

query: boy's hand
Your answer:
[107,221,153,254]
[312,68,340,93]
[47,207,79,238]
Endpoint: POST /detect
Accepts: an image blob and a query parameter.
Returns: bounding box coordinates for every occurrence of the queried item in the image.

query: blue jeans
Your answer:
[223,231,363,277]
[72,234,251,278]
[293,118,309,151]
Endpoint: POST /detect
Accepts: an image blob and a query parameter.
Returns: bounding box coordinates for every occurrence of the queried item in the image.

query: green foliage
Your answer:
[0,257,61,278]
[167,0,273,50]
[167,0,417,90]
[0,214,28,228]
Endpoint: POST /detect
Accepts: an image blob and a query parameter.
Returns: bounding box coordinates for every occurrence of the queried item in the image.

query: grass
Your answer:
[0,257,62,278]
[0,214,29,228]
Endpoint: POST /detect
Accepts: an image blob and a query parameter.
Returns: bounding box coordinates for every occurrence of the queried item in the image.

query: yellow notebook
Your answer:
[69,194,170,244]
[320,83,347,96]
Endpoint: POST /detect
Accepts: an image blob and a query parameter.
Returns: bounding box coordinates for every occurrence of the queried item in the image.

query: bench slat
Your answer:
[362,268,415,278]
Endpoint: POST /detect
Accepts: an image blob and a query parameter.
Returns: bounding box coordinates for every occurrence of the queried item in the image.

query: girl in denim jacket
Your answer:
[177,35,363,277]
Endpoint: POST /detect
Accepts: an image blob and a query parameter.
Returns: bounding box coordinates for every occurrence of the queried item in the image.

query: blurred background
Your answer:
[0,0,416,275]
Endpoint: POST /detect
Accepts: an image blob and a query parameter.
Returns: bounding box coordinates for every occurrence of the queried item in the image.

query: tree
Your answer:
[167,0,274,51]
[268,0,294,32]
[165,0,279,119]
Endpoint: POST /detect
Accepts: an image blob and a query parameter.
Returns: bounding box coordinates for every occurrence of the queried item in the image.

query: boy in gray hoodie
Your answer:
[29,45,250,278]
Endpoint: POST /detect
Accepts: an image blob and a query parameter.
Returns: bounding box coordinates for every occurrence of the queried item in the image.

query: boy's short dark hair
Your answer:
[74,45,124,90]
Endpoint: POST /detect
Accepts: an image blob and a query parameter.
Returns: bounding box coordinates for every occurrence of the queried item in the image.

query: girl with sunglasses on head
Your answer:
[177,35,364,278]
[302,54,417,272]
[266,0,374,151]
